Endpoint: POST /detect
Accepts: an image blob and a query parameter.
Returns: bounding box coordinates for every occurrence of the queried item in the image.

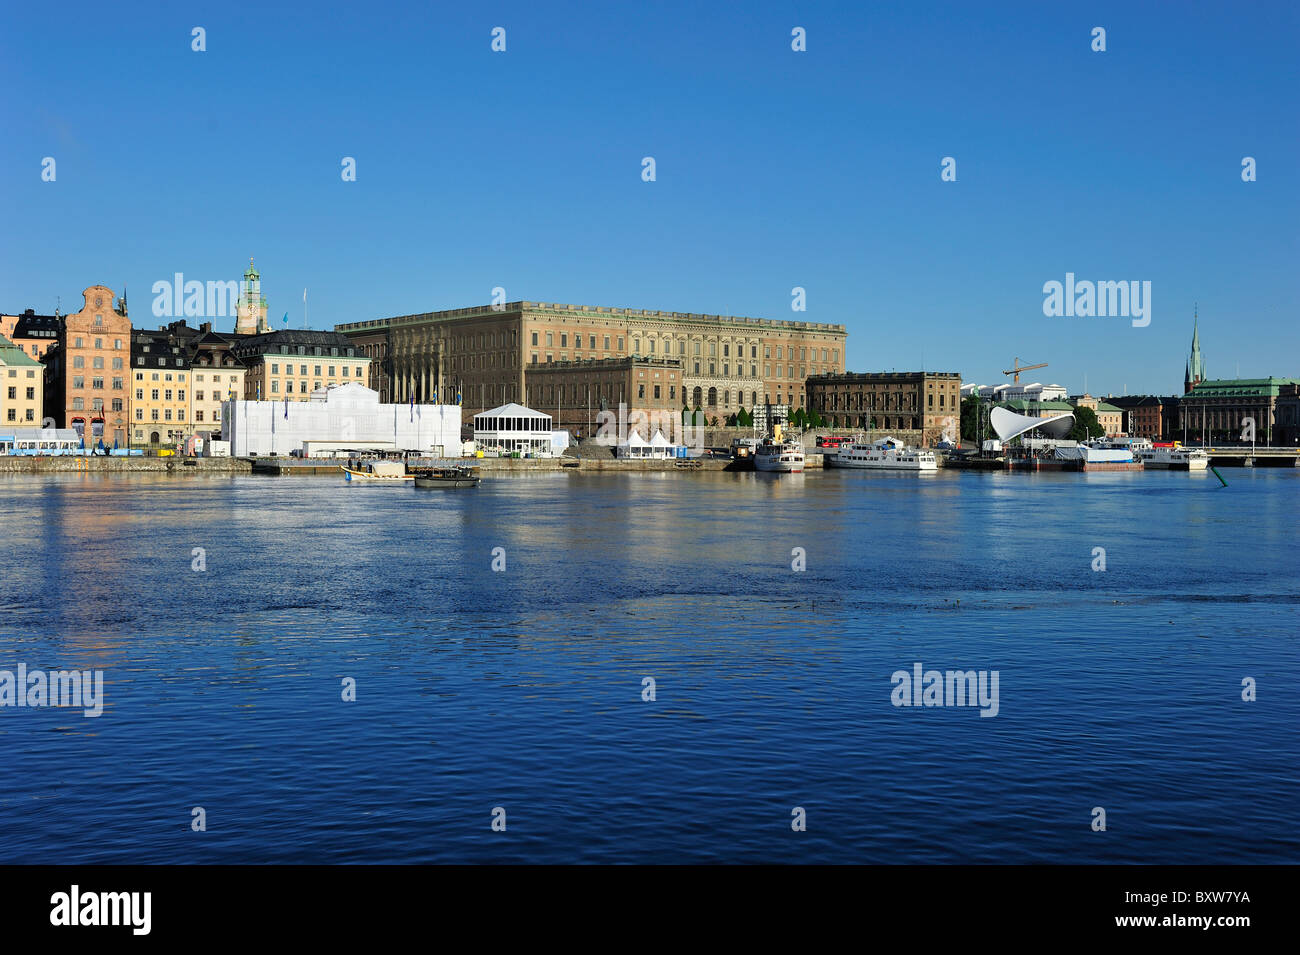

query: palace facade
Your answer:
[805,371,962,445]
[334,301,848,421]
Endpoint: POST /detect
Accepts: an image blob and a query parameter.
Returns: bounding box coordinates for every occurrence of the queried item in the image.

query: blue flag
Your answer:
[281,312,289,325]
[410,393,414,422]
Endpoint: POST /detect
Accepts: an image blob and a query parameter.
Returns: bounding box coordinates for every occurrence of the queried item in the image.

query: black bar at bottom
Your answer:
[0,864,1278,941]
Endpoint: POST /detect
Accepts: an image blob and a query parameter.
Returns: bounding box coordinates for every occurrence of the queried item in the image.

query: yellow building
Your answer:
[130,329,191,447]
[189,334,247,432]
[0,334,43,426]
[230,330,370,401]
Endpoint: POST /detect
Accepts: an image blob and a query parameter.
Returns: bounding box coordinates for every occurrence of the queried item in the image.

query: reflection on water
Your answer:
[1,469,1297,863]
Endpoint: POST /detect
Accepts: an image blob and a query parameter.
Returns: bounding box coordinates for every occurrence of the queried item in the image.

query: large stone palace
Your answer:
[334,301,848,426]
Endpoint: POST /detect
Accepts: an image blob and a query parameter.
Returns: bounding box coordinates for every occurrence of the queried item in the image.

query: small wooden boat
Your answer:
[341,460,414,482]
[413,466,481,489]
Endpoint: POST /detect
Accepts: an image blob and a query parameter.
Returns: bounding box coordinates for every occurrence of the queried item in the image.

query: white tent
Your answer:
[472,402,553,455]
[616,431,650,458]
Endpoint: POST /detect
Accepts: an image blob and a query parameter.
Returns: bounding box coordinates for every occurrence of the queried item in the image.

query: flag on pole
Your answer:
[284,395,289,418]
[410,392,414,422]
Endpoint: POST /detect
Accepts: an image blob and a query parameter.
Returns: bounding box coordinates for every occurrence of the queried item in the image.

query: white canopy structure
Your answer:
[472,402,553,455]
[616,431,651,458]
[616,429,683,459]
[990,406,1075,442]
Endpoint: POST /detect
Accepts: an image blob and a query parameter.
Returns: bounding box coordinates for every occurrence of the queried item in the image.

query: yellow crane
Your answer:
[1002,357,1048,384]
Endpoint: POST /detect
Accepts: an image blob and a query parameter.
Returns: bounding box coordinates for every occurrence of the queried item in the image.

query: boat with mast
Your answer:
[753,423,805,473]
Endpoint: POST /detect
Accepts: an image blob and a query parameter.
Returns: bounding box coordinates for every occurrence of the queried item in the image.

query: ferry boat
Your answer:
[1136,447,1209,470]
[828,437,938,471]
[753,426,805,473]
[340,460,414,482]
[412,465,481,488]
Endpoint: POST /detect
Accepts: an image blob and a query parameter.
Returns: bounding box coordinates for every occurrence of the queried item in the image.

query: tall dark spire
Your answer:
[1184,307,1205,393]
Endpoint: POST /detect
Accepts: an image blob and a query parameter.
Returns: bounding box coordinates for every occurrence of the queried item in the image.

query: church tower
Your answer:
[235,258,270,334]
[1184,309,1206,393]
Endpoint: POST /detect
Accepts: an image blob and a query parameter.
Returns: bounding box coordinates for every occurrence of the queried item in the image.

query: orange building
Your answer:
[0,309,61,361]
[42,286,132,447]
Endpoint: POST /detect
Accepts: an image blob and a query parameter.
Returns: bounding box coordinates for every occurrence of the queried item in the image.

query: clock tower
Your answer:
[235,258,270,334]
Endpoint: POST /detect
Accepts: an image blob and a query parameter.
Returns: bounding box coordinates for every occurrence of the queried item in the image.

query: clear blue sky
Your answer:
[2,1,1296,396]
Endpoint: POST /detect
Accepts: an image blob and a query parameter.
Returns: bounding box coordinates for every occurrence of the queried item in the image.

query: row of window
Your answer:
[6,387,37,400]
[71,377,124,390]
[135,371,186,382]
[136,408,184,421]
[134,389,186,402]
[268,363,362,377]
[524,332,838,367]
[71,356,125,369]
[5,409,35,421]
[71,337,123,350]
[525,354,825,382]
[136,357,187,368]
[69,398,123,412]
[5,369,37,378]
[533,332,625,351]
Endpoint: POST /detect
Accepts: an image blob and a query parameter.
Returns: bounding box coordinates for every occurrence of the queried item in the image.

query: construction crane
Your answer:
[1003,357,1048,384]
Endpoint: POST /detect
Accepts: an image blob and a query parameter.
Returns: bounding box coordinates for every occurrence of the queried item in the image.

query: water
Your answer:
[1,468,1297,863]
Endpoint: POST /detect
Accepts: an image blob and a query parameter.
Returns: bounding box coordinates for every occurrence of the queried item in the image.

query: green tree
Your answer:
[1068,405,1105,441]
[961,395,981,442]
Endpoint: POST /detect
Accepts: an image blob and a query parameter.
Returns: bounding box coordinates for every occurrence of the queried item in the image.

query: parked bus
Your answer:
[816,435,854,449]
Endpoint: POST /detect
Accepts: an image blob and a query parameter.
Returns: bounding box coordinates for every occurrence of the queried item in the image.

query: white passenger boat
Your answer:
[340,460,414,482]
[1136,447,1209,470]
[753,426,805,473]
[829,437,938,471]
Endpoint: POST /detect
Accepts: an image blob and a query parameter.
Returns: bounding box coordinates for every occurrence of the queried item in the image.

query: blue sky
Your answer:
[2,1,1296,396]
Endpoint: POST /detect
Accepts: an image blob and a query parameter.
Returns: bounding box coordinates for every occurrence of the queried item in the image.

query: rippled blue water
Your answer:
[1,468,1297,863]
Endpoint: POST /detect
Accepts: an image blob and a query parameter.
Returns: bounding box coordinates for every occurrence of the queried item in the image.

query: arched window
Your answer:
[692,386,703,407]
[707,387,717,407]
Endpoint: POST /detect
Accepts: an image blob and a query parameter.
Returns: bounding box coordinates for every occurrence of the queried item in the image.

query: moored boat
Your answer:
[413,466,481,488]
[753,426,805,473]
[340,460,414,482]
[1137,447,1209,470]
[829,437,937,471]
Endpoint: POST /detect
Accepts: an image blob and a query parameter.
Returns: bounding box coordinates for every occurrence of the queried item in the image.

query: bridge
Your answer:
[1200,446,1300,467]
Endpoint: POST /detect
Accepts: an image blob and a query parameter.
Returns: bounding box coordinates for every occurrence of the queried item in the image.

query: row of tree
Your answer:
[678,405,836,429]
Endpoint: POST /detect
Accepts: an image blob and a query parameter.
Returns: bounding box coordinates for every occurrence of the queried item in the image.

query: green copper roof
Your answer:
[1187,377,1300,398]
[0,334,40,366]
